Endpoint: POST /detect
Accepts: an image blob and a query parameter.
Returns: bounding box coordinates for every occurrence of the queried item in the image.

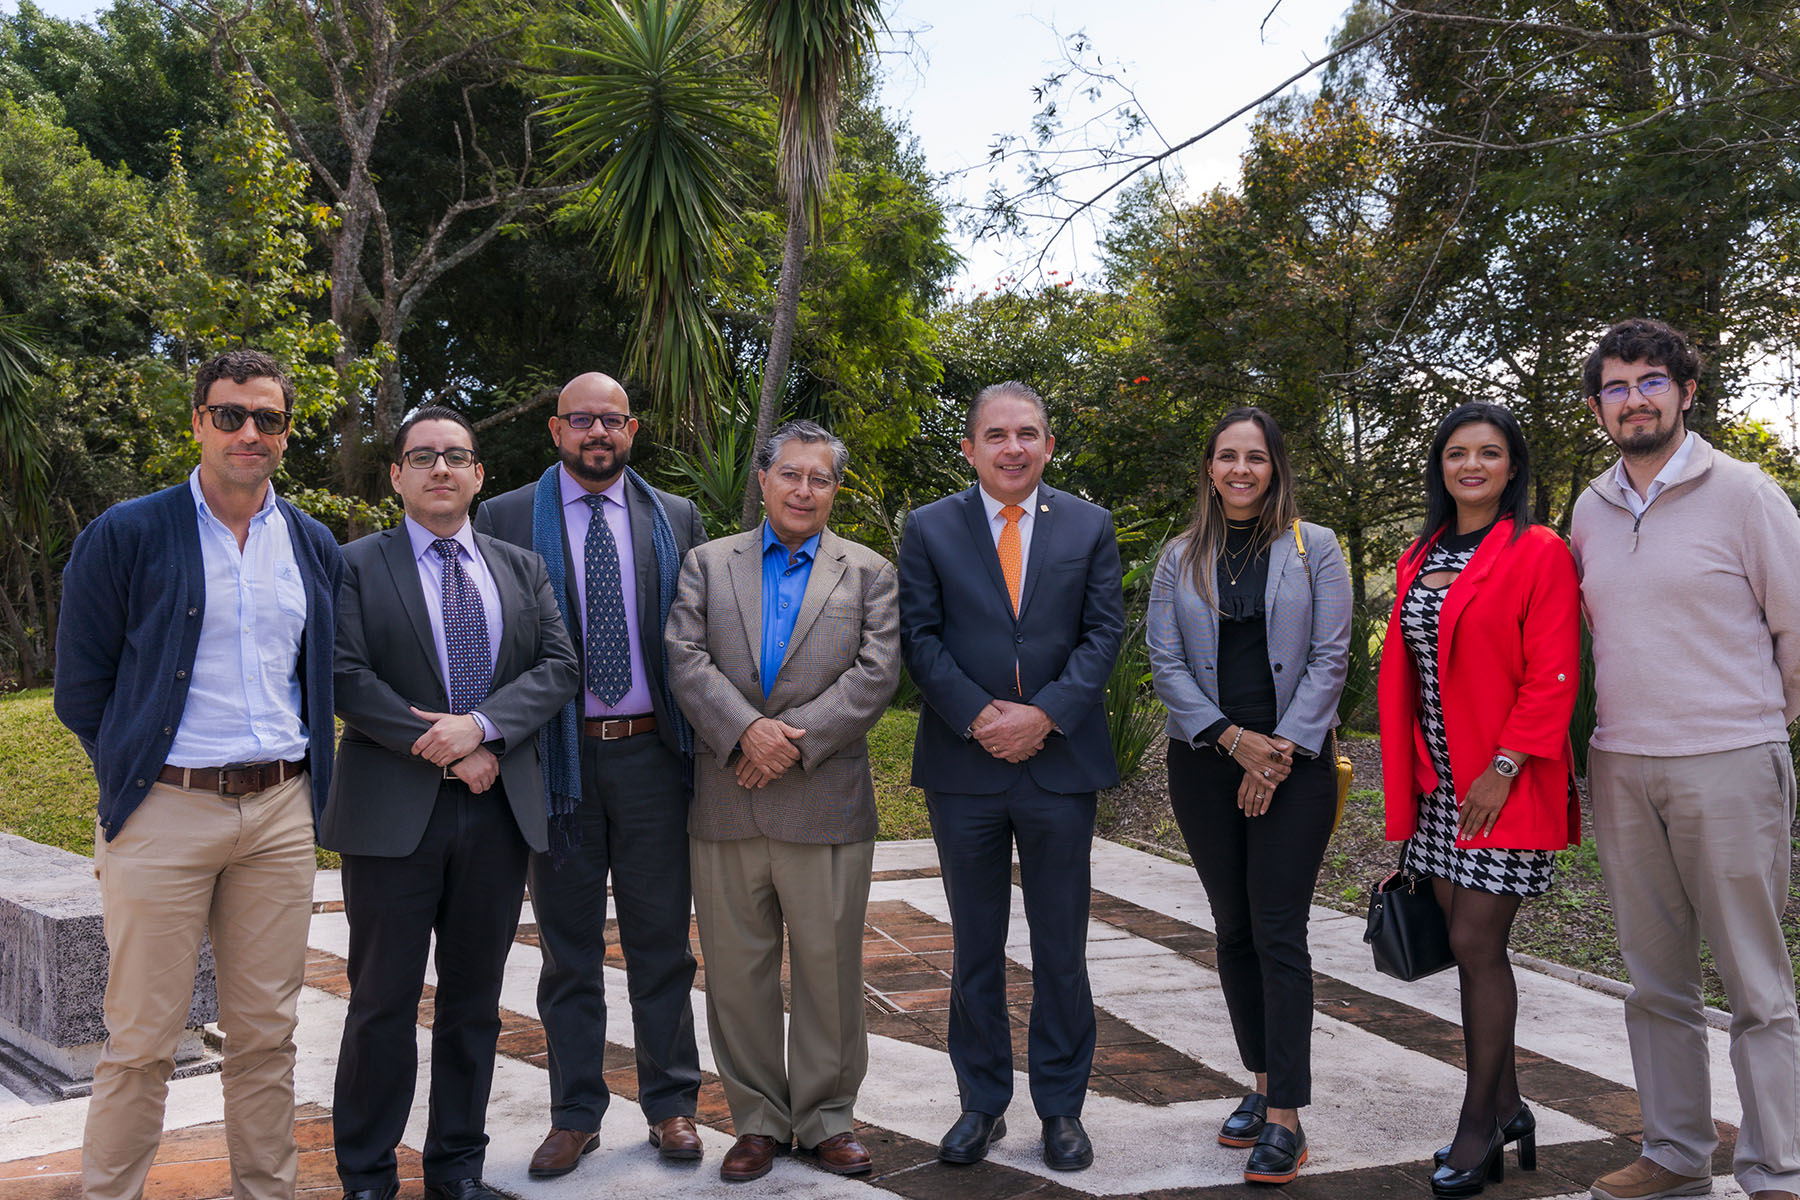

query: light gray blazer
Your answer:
[1146,520,1351,757]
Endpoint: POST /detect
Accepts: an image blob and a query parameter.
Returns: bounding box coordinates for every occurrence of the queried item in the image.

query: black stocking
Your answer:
[1432,877,1524,1171]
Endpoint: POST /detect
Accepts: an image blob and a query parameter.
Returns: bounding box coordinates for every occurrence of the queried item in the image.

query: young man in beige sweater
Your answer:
[1571,318,1800,1200]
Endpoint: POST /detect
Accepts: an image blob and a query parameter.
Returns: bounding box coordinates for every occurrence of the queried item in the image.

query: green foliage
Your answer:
[0,687,97,855]
[868,706,930,840]
[658,375,761,538]
[543,0,766,433]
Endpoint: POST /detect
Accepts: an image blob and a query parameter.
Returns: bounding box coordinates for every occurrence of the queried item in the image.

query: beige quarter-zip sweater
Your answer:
[1570,435,1800,757]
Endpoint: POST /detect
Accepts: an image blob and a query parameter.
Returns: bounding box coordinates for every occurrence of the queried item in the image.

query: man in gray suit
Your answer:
[473,372,708,1174]
[665,420,901,1183]
[323,407,579,1200]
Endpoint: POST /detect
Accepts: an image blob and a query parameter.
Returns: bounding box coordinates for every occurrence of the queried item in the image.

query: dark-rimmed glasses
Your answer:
[1594,375,1674,405]
[201,404,292,435]
[401,447,480,470]
[555,412,631,432]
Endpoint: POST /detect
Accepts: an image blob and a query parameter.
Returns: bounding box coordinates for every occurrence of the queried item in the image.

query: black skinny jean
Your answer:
[1167,736,1335,1108]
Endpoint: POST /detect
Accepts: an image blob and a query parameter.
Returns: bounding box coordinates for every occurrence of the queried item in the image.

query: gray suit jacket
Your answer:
[665,527,900,844]
[474,475,706,757]
[1146,520,1351,757]
[321,525,580,857]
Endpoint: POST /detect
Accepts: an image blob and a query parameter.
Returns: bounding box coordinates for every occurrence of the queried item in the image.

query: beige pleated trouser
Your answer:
[1590,742,1800,1196]
[82,772,316,1200]
[690,835,873,1149]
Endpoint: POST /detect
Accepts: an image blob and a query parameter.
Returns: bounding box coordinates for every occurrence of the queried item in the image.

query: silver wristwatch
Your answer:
[1491,754,1520,779]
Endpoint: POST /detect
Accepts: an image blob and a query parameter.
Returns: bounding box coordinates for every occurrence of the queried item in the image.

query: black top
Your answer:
[1435,518,1497,556]
[1200,520,1279,745]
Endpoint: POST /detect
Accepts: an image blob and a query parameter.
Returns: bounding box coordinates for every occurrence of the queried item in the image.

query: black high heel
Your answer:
[1430,1124,1503,1199]
[1433,1103,1535,1171]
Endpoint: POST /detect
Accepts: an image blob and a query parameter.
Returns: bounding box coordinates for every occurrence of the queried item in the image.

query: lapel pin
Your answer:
[1039,504,1049,513]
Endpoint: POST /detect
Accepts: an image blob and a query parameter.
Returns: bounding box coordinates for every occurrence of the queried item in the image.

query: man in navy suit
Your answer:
[897,381,1124,1172]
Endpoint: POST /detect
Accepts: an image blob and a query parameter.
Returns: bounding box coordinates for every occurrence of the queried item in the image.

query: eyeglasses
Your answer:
[555,412,631,431]
[1594,375,1674,405]
[773,466,837,491]
[201,405,292,435]
[401,447,480,470]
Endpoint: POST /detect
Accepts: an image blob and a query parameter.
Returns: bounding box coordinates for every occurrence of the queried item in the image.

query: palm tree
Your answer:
[0,314,52,684]
[737,0,886,528]
[543,0,763,434]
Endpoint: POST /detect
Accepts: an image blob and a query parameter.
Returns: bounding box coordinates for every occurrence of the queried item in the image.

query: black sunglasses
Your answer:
[201,404,292,435]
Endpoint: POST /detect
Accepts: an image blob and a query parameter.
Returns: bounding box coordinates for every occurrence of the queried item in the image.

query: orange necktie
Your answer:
[998,504,1025,615]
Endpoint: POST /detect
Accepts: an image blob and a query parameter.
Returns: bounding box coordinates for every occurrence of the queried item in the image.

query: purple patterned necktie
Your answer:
[433,538,492,713]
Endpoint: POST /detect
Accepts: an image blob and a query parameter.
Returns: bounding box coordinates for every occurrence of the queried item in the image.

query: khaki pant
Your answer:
[83,773,316,1200]
[1590,743,1800,1195]
[690,836,872,1149]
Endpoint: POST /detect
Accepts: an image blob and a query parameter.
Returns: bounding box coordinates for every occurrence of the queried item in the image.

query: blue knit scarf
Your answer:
[532,464,693,860]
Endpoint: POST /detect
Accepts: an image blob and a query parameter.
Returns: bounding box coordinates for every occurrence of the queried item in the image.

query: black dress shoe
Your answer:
[341,1188,398,1200]
[1244,1120,1306,1185]
[1434,1103,1535,1171]
[1218,1091,1268,1147]
[423,1180,505,1200]
[1430,1125,1503,1198]
[1041,1116,1093,1171]
[938,1111,1006,1164]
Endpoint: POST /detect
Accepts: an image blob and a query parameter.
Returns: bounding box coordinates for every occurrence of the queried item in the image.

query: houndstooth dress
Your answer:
[1398,537,1555,896]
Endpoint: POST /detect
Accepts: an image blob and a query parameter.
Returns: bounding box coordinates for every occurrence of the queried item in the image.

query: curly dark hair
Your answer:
[191,349,294,412]
[1582,318,1703,399]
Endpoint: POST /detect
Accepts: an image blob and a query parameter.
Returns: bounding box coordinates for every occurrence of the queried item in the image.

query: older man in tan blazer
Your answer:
[666,419,901,1184]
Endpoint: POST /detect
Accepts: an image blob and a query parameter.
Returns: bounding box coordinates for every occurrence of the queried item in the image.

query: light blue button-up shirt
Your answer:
[759,522,819,699]
[403,515,501,743]
[166,469,310,766]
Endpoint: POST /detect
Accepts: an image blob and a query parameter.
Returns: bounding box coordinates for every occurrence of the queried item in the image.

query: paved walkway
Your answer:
[0,838,1752,1198]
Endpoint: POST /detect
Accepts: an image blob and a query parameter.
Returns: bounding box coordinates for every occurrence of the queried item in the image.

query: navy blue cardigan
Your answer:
[54,482,344,840]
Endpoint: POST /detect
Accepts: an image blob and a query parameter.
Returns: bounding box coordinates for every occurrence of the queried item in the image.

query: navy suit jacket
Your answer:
[898,483,1125,796]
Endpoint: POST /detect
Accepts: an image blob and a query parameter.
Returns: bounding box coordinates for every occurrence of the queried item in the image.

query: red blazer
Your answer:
[1378,520,1581,851]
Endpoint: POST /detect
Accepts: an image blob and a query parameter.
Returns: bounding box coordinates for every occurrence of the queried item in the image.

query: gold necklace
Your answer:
[1220,523,1262,586]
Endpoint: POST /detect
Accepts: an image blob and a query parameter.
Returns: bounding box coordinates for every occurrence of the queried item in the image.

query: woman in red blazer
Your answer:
[1377,403,1579,1200]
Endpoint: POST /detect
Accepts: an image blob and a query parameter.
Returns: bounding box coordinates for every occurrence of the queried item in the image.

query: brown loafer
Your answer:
[648,1115,704,1162]
[1590,1157,1711,1199]
[527,1127,599,1178]
[803,1131,871,1176]
[719,1134,788,1182]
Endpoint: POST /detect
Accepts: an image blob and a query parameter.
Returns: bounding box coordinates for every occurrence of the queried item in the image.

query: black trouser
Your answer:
[335,780,528,1189]
[1167,737,1335,1109]
[527,732,701,1130]
[927,775,1097,1119]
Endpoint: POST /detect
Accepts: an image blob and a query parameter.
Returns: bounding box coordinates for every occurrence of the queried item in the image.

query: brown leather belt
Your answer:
[583,715,656,740]
[158,760,305,796]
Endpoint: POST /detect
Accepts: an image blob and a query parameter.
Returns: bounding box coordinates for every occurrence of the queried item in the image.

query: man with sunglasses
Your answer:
[55,349,343,1200]
[474,372,708,1176]
[1572,319,1800,1200]
[323,406,578,1200]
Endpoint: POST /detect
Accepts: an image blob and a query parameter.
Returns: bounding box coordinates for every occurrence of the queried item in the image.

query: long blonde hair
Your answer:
[1177,408,1301,606]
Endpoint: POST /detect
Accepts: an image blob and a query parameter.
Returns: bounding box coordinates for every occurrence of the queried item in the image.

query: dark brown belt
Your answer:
[583,715,656,740]
[158,760,305,796]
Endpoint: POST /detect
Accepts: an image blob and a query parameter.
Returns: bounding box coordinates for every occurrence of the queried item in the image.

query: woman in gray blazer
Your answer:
[1146,408,1352,1187]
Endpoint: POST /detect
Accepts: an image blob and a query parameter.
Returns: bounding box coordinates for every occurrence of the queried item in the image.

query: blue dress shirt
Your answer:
[166,469,309,766]
[760,522,820,699]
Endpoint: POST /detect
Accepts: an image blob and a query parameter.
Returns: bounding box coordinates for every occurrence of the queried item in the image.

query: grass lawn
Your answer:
[0,691,935,863]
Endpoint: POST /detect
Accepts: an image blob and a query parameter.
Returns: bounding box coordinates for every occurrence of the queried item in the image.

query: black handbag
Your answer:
[1363,842,1456,981]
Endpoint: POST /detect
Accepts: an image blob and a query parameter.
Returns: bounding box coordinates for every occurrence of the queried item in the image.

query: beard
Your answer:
[560,438,630,484]
[1614,415,1682,459]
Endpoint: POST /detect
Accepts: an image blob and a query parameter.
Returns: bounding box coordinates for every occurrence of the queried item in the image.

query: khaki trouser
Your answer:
[83,773,316,1200]
[690,836,873,1149]
[1590,743,1800,1196]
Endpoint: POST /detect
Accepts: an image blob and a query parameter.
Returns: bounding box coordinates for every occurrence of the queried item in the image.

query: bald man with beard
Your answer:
[475,373,709,1176]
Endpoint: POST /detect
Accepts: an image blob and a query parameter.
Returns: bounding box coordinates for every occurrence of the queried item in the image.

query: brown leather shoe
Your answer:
[527,1128,599,1179]
[648,1115,704,1162]
[1590,1156,1711,1199]
[719,1134,788,1182]
[803,1131,871,1176]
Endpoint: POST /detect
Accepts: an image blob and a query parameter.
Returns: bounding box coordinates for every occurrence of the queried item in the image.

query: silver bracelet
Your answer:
[1226,726,1244,757]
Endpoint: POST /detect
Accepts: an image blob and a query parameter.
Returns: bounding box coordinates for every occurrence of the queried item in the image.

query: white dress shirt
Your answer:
[1614,430,1697,518]
[978,485,1040,586]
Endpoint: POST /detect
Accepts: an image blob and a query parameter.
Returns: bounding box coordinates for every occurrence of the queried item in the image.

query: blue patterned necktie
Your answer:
[433,538,492,714]
[583,495,632,705]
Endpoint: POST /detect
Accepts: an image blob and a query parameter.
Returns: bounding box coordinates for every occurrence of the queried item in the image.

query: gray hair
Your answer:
[758,419,849,481]
[964,380,1051,438]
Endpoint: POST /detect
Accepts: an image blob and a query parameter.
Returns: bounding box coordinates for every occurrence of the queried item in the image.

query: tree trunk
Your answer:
[741,193,809,530]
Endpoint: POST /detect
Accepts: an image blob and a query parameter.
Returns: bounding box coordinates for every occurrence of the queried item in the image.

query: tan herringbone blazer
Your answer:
[665,526,900,844]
